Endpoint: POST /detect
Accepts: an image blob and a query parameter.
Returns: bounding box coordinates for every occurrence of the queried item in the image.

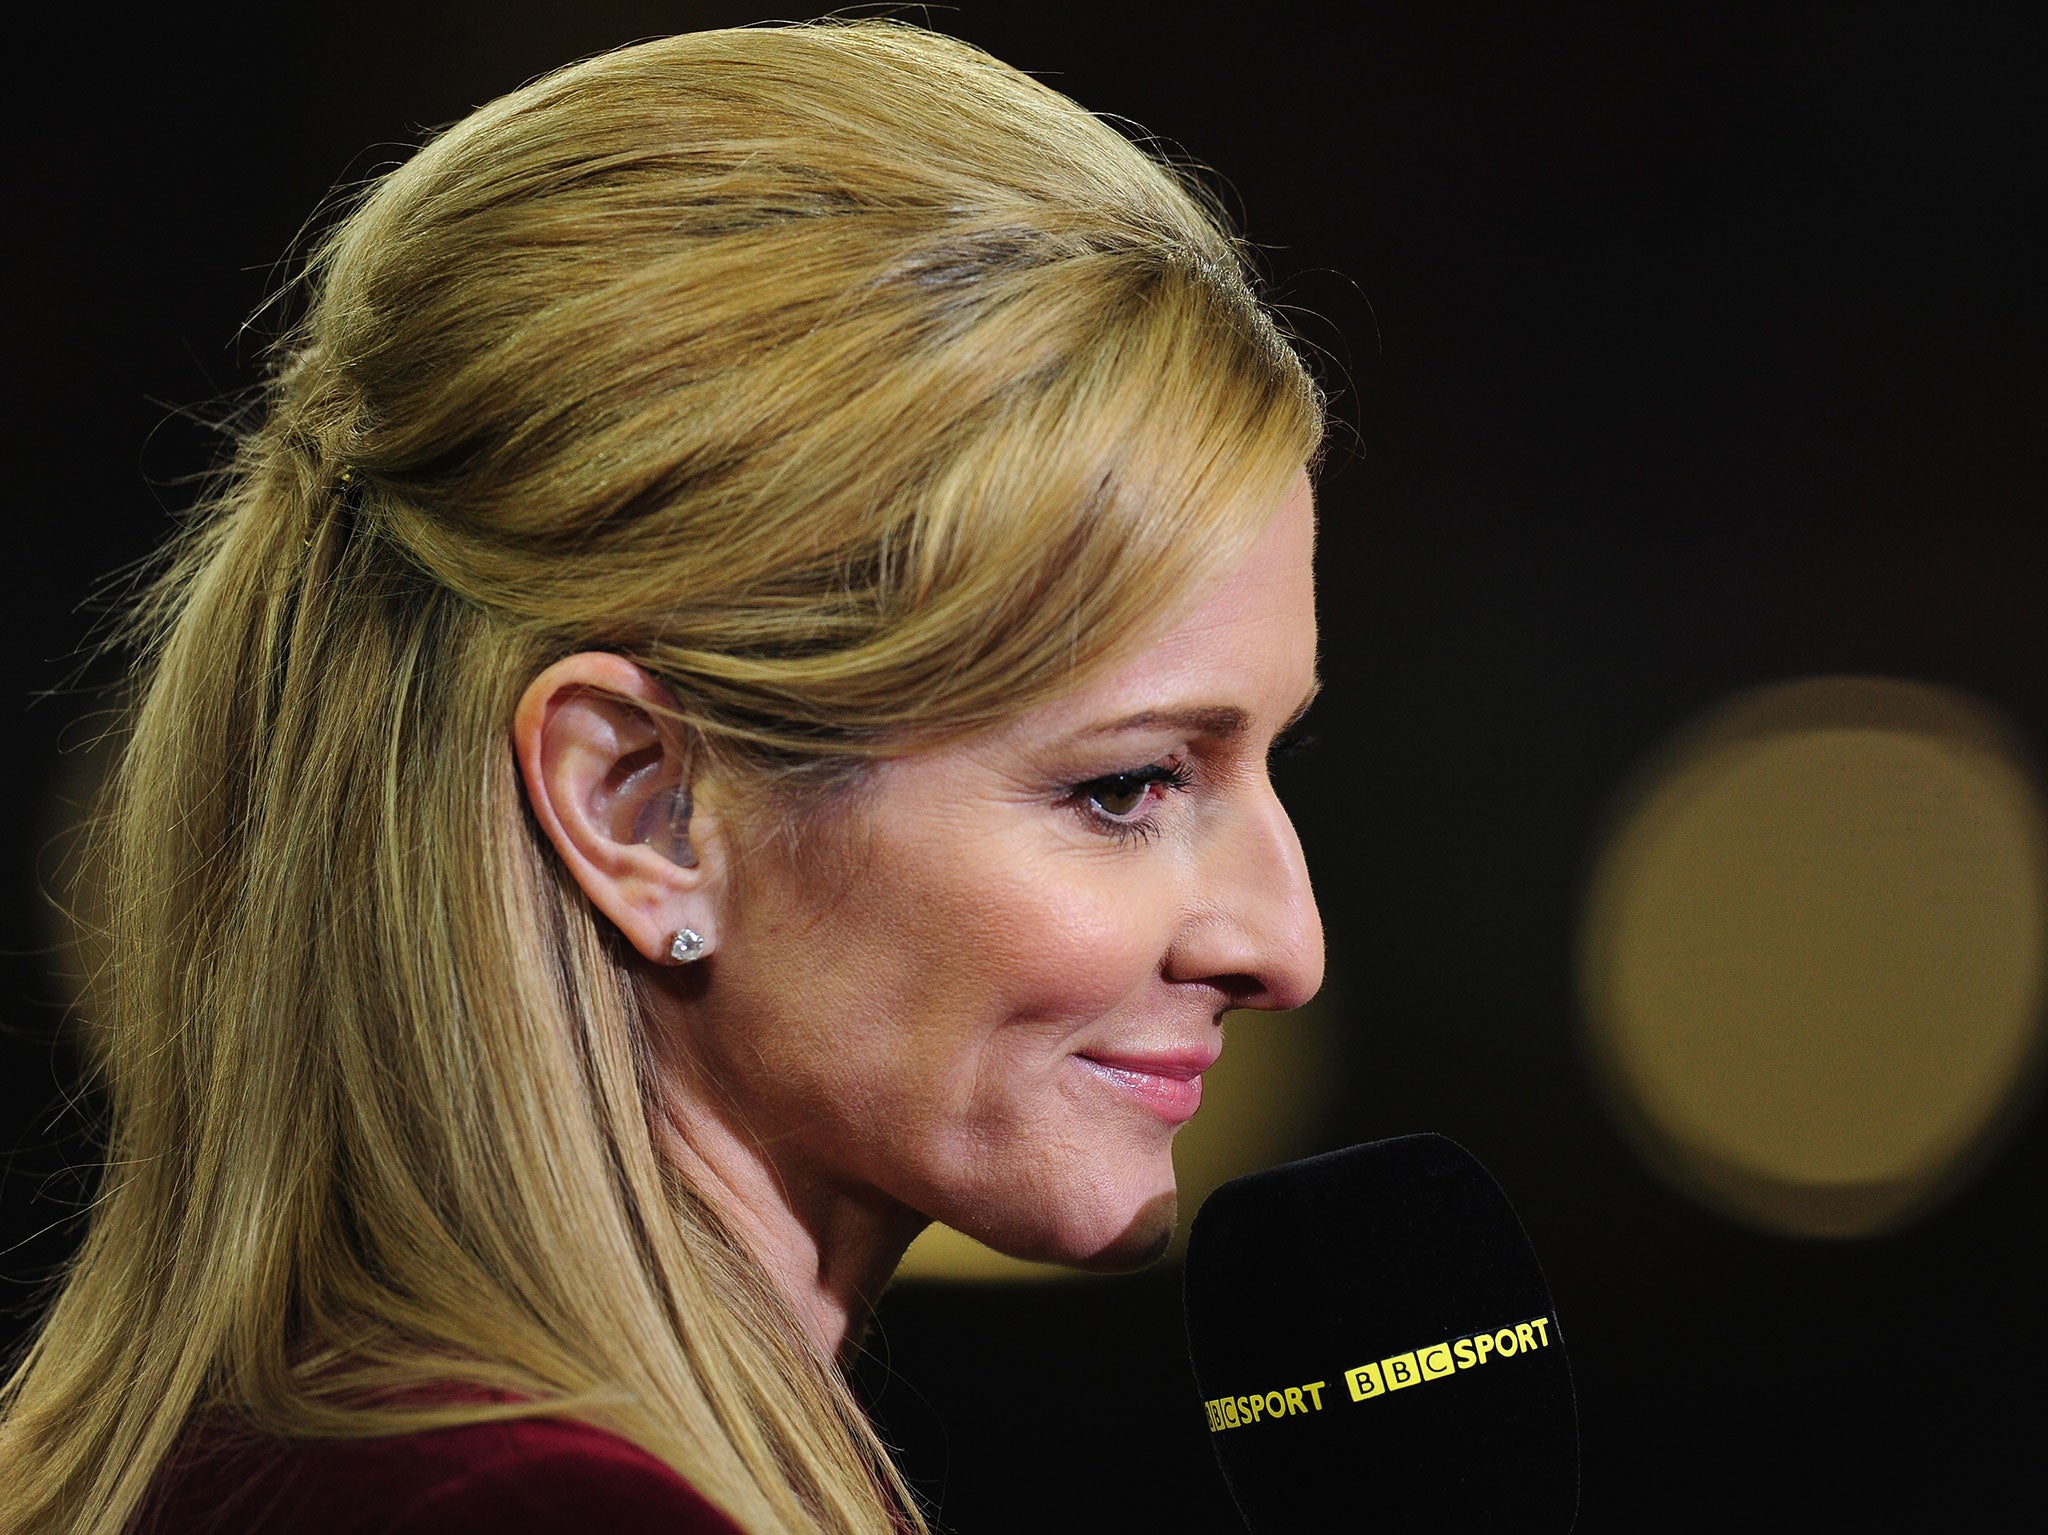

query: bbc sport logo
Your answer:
[1346,1316,1554,1400]
[1204,1315,1557,1432]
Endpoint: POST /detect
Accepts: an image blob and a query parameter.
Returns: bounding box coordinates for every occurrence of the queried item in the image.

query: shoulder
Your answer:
[379,1416,741,1534]
[144,1414,744,1535]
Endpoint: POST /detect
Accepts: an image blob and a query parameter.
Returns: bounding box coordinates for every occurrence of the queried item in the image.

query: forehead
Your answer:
[1037,476,1318,729]
[860,477,1317,810]
[1056,478,1310,712]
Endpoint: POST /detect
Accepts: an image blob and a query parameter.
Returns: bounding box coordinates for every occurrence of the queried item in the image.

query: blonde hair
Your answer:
[0,19,1320,1535]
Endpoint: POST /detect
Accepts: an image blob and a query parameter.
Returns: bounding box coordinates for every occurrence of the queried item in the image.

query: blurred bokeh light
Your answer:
[1579,676,2048,1238]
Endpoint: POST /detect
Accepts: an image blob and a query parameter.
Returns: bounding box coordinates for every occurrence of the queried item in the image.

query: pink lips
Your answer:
[1075,1045,1220,1126]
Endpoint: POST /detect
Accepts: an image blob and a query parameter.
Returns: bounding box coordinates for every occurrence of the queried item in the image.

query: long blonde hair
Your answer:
[0,20,1321,1535]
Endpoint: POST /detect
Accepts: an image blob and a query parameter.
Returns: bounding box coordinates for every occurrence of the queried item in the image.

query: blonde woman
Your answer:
[0,19,1324,1535]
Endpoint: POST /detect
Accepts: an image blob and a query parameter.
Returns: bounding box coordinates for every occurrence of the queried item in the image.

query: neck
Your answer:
[651,1074,929,1363]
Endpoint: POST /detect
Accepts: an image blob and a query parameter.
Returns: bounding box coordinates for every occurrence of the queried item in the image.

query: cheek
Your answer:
[866,838,1173,1054]
[727,822,1177,1143]
[699,786,1195,1265]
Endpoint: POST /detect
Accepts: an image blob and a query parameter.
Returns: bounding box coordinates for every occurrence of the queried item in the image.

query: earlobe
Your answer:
[512,652,724,965]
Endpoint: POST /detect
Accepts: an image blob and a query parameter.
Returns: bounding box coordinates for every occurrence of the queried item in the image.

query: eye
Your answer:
[1069,761,1194,838]
[1087,773,1153,818]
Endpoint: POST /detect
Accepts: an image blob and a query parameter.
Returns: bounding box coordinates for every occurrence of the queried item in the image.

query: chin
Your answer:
[1065,1188,1180,1272]
[913,1133,1183,1270]
[987,1184,1180,1273]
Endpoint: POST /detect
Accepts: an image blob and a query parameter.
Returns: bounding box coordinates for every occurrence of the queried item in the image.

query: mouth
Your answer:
[1074,1046,1220,1127]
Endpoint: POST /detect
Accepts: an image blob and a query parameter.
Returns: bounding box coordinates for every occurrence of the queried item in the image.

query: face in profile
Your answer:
[679,475,1324,1271]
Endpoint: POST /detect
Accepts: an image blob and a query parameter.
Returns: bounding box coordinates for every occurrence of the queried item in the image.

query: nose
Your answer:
[1165,777,1325,1012]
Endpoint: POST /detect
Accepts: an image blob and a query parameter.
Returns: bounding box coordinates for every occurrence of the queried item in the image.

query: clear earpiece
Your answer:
[634,782,699,868]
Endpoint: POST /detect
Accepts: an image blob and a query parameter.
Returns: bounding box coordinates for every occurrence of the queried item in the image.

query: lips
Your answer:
[1075,1044,1221,1126]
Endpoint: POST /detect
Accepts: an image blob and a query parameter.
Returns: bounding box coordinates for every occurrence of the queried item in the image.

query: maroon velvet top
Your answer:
[137,1414,746,1534]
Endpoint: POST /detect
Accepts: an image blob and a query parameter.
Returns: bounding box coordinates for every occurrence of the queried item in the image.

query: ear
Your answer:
[513,652,724,964]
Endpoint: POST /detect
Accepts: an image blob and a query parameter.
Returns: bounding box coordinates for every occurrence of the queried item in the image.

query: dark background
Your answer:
[6,3,2044,1529]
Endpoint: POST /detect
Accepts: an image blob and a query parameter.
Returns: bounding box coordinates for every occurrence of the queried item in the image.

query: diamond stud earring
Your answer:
[668,928,708,964]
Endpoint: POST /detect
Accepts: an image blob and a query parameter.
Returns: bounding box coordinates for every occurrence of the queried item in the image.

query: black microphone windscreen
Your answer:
[1184,1135,1579,1532]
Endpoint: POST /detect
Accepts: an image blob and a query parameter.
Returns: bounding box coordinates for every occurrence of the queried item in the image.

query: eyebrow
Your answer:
[1076,677,1323,743]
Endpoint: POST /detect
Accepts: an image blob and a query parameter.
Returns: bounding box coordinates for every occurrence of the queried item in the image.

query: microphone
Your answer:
[1183,1134,1579,1532]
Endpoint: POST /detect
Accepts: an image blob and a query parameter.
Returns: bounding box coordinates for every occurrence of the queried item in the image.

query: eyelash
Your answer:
[1064,728,1315,846]
[1270,728,1317,761]
[1068,760,1195,844]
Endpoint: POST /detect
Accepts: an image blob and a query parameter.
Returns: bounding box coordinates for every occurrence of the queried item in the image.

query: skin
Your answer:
[515,473,1323,1360]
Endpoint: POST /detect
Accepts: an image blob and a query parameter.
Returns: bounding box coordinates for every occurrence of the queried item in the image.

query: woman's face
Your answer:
[685,476,1323,1269]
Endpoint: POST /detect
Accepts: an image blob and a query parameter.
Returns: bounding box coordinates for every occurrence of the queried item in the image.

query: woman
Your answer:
[0,18,1323,1534]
